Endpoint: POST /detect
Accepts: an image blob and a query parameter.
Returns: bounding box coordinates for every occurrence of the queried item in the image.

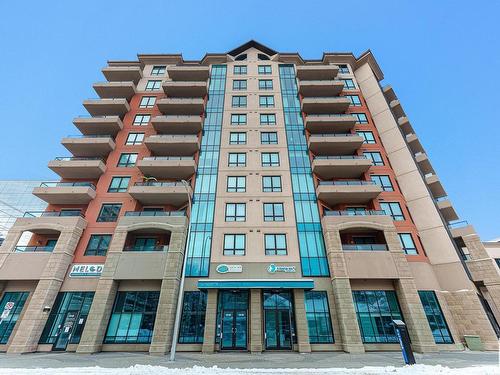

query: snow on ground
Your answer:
[0,365,498,375]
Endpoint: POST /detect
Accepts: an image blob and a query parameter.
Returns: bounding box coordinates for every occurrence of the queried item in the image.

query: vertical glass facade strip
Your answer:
[278,65,329,277]
[186,65,227,277]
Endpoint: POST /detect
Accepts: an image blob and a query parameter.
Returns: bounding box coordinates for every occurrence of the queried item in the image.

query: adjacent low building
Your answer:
[0,41,498,355]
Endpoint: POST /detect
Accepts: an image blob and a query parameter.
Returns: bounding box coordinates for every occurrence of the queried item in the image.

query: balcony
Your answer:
[93,81,136,100]
[398,116,414,135]
[151,115,203,134]
[382,85,397,103]
[436,198,459,223]
[324,210,387,217]
[73,116,123,136]
[316,180,382,205]
[83,98,130,117]
[163,81,207,97]
[102,66,142,84]
[390,99,405,118]
[414,152,434,175]
[128,182,192,206]
[342,244,387,251]
[167,65,210,81]
[157,98,204,115]
[448,220,475,239]
[32,182,96,205]
[304,114,357,133]
[298,80,344,97]
[301,97,350,114]
[137,156,196,179]
[144,135,199,156]
[308,133,364,155]
[61,135,115,157]
[312,156,372,179]
[23,210,84,218]
[48,157,106,179]
[296,65,339,80]
[425,174,446,198]
[405,133,424,154]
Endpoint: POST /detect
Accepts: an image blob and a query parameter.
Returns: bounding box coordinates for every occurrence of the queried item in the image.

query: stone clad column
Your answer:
[293,289,311,353]
[202,289,218,353]
[249,289,262,353]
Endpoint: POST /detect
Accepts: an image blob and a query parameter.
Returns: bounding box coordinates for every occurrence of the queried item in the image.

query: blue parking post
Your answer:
[392,320,416,365]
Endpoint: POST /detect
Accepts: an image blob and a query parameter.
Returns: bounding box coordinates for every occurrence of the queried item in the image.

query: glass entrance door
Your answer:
[263,291,294,350]
[221,309,247,350]
[53,310,79,351]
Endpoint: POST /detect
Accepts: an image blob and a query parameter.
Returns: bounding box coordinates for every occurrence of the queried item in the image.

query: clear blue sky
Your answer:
[0,1,498,239]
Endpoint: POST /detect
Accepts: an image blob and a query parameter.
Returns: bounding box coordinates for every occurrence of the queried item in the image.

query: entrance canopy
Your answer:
[197,279,314,290]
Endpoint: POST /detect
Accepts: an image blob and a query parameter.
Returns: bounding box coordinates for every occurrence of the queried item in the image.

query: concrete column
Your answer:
[249,289,262,353]
[331,278,364,353]
[76,279,118,353]
[293,289,311,353]
[202,289,218,353]
[394,278,438,353]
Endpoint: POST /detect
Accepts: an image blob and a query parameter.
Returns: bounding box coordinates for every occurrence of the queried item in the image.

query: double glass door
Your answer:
[53,310,80,351]
[263,291,294,350]
[221,309,247,350]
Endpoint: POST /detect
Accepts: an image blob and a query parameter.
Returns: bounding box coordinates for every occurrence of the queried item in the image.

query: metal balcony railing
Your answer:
[23,210,84,218]
[14,246,55,253]
[123,245,168,252]
[342,244,388,251]
[142,156,194,161]
[314,156,368,160]
[448,220,469,229]
[124,210,186,217]
[54,157,105,162]
[65,134,114,139]
[39,182,96,189]
[324,210,386,216]
[309,133,359,138]
[133,181,185,187]
[318,180,376,186]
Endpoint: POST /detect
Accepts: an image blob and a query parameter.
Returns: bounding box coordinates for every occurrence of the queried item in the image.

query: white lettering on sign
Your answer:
[69,264,103,277]
[216,264,243,274]
[267,264,296,273]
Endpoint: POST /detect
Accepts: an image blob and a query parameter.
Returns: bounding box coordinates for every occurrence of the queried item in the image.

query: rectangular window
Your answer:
[262,176,282,192]
[342,78,356,90]
[371,175,394,191]
[230,114,247,125]
[353,113,368,124]
[346,95,361,106]
[263,203,284,221]
[117,153,138,167]
[232,80,247,90]
[145,80,161,91]
[261,132,278,145]
[233,65,247,75]
[225,203,246,222]
[133,114,150,126]
[97,203,122,222]
[260,113,276,125]
[258,65,272,75]
[304,291,334,344]
[223,234,246,255]
[229,132,246,145]
[125,133,144,145]
[259,95,275,107]
[418,291,453,344]
[232,96,247,108]
[356,131,376,144]
[380,202,405,221]
[151,65,166,76]
[228,153,246,167]
[84,234,112,256]
[179,291,207,343]
[104,291,160,343]
[264,234,287,255]
[261,152,280,167]
[352,290,403,343]
[139,96,156,108]
[227,176,246,192]
[0,292,29,344]
[364,152,384,166]
[338,64,350,74]
[259,79,273,90]
[398,233,418,255]
[108,176,130,193]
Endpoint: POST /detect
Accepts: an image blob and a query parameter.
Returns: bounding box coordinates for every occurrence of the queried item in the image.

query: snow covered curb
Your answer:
[0,365,498,375]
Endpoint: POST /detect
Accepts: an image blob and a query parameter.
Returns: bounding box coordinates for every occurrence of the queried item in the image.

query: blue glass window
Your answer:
[179,291,207,343]
[0,292,29,344]
[418,291,453,344]
[304,291,334,343]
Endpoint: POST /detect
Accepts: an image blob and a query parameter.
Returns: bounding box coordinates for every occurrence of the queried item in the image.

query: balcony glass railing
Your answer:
[124,210,186,217]
[54,157,105,162]
[39,182,96,189]
[134,181,186,187]
[14,245,55,253]
[342,244,388,251]
[64,134,114,139]
[314,156,368,160]
[308,114,356,118]
[76,115,119,119]
[142,156,194,161]
[448,220,469,230]
[146,135,198,140]
[23,210,84,218]
[324,210,386,216]
[123,245,168,252]
[318,180,376,186]
[309,133,359,138]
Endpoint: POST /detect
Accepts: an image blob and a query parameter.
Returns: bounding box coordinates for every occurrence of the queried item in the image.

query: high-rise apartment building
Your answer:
[0,41,498,354]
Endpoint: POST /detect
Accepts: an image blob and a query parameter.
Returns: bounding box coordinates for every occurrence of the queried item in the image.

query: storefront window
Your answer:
[0,291,29,344]
[418,291,453,344]
[304,291,334,343]
[179,291,207,343]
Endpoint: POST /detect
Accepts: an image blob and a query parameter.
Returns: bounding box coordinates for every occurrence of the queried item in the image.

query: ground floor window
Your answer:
[104,291,159,344]
[39,292,94,345]
[352,290,403,343]
[179,291,207,344]
[0,291,29,344]
[418,291,453,344]
[304,291,334,344]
